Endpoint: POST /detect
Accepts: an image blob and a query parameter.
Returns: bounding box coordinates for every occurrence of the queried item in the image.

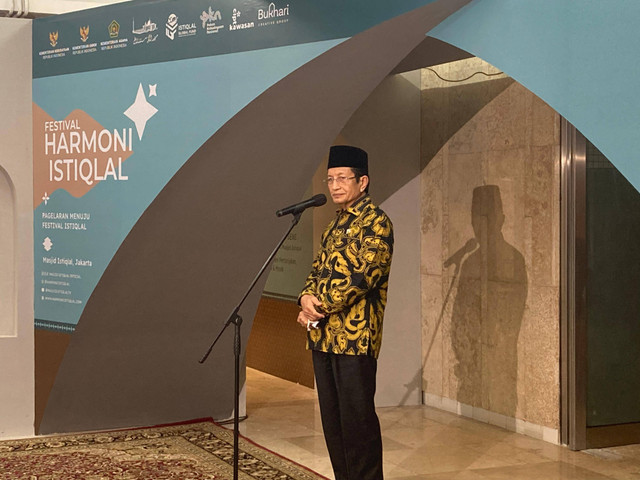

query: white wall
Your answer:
[378,175,422,406]
[0,17,34,439]
[364,72,422,407]
[312,71,423,407]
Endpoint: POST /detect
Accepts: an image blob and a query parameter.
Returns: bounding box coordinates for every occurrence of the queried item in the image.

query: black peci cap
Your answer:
[327,145,368,174]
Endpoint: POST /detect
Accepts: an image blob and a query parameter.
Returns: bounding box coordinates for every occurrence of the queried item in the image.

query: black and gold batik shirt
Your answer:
[299,195,393,359]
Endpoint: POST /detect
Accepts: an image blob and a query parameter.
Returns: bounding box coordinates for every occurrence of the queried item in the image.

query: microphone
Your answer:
[276,194,327,217]
[444,239,477,268]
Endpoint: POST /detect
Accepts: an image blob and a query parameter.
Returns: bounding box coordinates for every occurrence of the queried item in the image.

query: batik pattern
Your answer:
[300,195,393,358]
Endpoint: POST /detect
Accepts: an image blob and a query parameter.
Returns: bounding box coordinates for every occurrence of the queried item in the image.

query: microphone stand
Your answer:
[199,210,304,480]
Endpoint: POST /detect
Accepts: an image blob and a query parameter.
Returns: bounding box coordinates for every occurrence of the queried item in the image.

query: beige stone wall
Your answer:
[420,58,560,431]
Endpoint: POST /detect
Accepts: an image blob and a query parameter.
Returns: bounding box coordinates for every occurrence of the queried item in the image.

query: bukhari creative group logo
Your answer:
[257,3,290,21]
[80,26,90,42]
[108,20,120,38]
[49,31,59,47]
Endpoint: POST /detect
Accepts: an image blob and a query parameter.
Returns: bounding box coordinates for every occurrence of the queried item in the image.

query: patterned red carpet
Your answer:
[0,420,327,479]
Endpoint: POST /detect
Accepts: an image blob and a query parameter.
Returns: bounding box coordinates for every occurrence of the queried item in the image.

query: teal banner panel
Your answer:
[33,0,438,78]
[33,40,342,331]
[429,0,640,193]
[32,0,445,332]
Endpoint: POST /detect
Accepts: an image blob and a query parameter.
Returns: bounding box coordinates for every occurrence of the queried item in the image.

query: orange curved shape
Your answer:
[33,104,134,209]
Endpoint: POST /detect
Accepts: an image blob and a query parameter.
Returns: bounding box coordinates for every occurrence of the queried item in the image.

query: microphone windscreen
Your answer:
[313,194,327,206]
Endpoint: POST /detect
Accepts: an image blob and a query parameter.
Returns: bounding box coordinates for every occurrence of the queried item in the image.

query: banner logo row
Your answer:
[41,3,291,54]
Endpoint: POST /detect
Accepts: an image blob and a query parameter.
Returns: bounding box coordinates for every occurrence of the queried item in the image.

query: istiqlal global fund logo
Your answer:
[166,13,178,40]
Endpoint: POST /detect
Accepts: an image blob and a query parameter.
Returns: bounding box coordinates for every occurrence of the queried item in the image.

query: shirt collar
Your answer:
[336,194,371,217]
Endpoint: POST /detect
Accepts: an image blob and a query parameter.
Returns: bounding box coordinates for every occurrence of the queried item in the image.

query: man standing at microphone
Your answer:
[297,145,394,480]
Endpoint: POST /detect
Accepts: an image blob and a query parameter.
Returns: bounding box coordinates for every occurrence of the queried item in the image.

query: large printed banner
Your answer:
[34,0,431,331]
[30,0,640,436]
[33,0,473,434]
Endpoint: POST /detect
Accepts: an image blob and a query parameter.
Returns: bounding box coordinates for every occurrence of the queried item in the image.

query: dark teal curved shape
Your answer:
[430,0,640,191]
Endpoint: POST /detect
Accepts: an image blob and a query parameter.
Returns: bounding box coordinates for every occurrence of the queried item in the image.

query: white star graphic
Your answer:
[124,83,158,140]
[42,192,50,205]
[149,84,157,96]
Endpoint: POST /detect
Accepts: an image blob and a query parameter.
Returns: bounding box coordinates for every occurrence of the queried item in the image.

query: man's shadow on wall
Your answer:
[405,185,527,422]
[449,185,528,420]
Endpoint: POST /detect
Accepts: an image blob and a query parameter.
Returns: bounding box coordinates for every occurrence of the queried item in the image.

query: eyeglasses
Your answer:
[324,176,356,186]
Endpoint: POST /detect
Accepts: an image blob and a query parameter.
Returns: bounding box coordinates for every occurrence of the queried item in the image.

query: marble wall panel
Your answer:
[446,152,482,256]
[420,58,560,431]
[422,273,444,395]
[483,147,527,253]
[521,285,560,428]
[481,83,529,152]
[525,145,557,287]
[422,152,444,276]
[531,96,561,147]
[440,271,456,399]
[421,60,513,164]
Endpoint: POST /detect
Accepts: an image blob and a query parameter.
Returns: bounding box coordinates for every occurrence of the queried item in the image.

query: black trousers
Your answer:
[312,350,383,480]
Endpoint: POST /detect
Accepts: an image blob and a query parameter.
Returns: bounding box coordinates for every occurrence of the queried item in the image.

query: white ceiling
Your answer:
[1,0,129,17]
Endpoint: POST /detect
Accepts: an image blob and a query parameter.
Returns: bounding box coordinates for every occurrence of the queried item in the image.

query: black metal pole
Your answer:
[233,314,242,480]
[199,211,303,480]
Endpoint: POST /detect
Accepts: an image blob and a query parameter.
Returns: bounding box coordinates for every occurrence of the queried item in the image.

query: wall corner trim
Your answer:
[423,392,560,445]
